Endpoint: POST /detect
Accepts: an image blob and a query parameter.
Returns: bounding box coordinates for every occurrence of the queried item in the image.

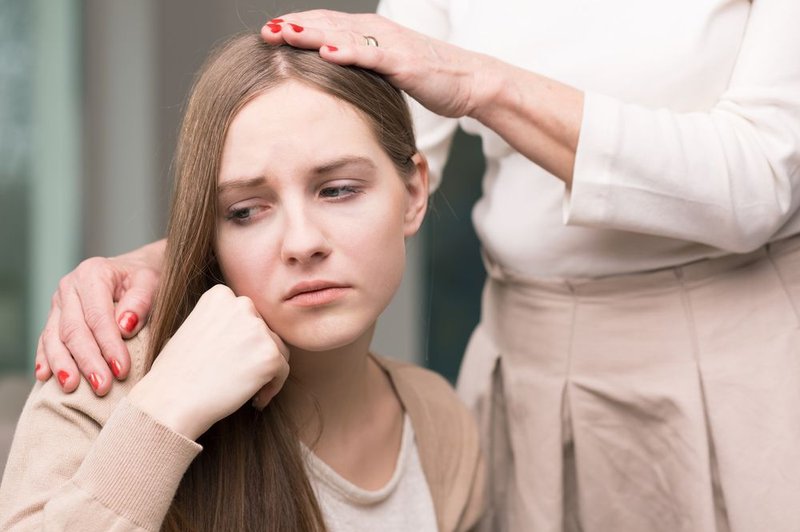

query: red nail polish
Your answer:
[289,23,304,33]
[119,311,138,333]
[110,359,123,379]
[267,23,282,33]
[325,45,338,52]
[269,18,284,23]
[88,372,102,391]
[57,370,69,387]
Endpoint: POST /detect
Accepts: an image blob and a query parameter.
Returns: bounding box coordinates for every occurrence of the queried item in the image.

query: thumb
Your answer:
[115,270,158,338]
[251,381,280,411]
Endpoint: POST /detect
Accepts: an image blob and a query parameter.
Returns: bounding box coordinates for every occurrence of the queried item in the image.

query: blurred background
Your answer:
[0,0,485,472]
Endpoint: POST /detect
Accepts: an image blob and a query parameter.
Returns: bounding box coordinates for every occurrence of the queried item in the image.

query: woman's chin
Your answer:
[282,325,373,354]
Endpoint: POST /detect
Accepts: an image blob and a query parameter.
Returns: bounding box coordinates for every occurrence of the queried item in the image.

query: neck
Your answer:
[282,325,383,444]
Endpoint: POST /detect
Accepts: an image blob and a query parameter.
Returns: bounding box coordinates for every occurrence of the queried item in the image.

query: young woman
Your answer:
[0,35,484,531]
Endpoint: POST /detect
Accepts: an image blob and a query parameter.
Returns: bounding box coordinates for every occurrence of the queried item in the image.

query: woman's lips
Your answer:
[284,282,350,307]
[288,287,348,306]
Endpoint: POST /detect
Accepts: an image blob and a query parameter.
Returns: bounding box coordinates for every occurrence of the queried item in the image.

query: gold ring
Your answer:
[363,35,379,47]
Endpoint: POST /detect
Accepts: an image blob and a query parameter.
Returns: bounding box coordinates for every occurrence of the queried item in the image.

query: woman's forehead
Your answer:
[218,83,391,185]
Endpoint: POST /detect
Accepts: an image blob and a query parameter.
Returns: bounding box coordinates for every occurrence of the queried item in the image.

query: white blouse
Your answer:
[379,0,800,277]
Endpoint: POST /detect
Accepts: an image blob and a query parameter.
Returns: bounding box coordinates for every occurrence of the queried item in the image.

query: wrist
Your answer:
[466,54,509,122]
[128,379,206,440]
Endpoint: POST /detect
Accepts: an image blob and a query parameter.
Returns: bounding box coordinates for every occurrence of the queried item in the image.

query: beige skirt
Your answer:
[457,235,800,532]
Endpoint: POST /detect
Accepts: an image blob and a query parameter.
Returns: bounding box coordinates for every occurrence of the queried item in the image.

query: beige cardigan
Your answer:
[0,332,485,531]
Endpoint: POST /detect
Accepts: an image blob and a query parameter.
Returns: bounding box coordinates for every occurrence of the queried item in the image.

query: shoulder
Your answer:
[123,327,152,382]
[373,354,486,531]
[24,329,151,428]
[375,355,472,426]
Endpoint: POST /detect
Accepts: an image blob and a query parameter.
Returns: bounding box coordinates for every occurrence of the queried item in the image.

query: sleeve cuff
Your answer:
[563,91,622,226]
[73,397,202,530]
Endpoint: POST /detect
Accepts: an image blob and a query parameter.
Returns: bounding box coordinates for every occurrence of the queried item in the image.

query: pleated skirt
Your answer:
[457,235,800,532]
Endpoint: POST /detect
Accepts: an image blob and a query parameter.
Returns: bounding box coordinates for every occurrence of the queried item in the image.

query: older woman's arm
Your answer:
[265,0,800,251]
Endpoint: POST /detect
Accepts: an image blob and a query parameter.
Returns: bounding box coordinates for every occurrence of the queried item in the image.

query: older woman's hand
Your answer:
[35,240,164,396]
[261,10,498,120]
[261,10,584,185]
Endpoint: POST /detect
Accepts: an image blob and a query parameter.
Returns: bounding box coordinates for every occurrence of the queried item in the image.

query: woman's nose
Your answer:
[279,207,331,266]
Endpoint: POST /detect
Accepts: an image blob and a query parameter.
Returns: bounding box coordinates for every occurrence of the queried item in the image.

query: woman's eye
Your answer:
[320,185,361,199]
[225,206,260,225]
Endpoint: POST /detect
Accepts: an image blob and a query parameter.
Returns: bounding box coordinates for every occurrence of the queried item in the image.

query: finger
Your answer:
[114,267,157,338]
[318,41,385,71]
[261,20,329,48]
[264,10,344,31]
[251,358,291,410]
[34,335,52,381]
[261,20,392,77]
[262,13,371,49]
[251,381,278,410]
[72,273,132,382]
[43,304,83,393]
[58,285,115,394]
[263,325,290,361]
[36,292,70,382]
[273,9,371,30]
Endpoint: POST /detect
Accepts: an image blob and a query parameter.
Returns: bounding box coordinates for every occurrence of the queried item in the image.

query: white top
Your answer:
[379,0,800,277]
[303,415,439,532]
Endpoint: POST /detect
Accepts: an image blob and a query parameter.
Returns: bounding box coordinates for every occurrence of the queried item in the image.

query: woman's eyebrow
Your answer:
[217,176,266,194]
[217,157,377,194]
[312,156,377,175]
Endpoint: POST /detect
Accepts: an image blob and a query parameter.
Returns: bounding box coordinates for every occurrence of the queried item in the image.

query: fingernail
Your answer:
[88,372,102,391]
[110,358,123,379]
[325,45,338,52]
[289,23,304,33]
[118,311,138,333]
[35,363,41,374]
[57,370,69,387]
[269,18,284,23]
[267,23,282,33]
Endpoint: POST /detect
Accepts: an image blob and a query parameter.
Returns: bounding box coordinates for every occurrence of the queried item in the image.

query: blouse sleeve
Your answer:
[378,0,460,190]
[566,0,800,252]
[0,342,201,531]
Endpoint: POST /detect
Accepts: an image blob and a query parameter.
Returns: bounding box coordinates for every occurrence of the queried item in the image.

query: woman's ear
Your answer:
[403,152,430,237]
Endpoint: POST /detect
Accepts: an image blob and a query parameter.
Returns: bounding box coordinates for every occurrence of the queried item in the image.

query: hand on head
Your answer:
[260,10,495,119]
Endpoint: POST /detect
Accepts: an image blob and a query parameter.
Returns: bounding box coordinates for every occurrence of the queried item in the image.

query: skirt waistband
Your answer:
[481,233,800,297]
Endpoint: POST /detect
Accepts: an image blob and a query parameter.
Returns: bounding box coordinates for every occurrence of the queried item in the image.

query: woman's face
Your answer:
[215,81,427,352]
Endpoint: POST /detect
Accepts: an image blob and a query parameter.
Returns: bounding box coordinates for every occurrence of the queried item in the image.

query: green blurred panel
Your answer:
[422,130,486,384]
[0,0,81,374]
[0,0,33,373]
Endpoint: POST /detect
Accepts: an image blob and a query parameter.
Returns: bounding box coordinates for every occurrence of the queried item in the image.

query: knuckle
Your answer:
[236,296,253,308]
[57,276,74,295]
[123,291,150,310]
[136,269,160,291]
[78,256,108,272]
[235,295,255,311]
[83,307,111,331]
[271,349,290,372]
[59,320,85,346]
[201,284,225,303]
[210,284,231,297]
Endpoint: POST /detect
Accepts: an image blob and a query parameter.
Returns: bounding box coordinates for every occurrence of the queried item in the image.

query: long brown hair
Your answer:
[145,34,418,531]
